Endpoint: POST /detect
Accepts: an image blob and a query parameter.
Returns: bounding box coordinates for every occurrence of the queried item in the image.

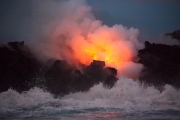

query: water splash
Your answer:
[1,77,180,115]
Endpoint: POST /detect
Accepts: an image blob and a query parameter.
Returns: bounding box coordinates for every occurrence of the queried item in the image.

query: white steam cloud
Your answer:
[31,0,144,79]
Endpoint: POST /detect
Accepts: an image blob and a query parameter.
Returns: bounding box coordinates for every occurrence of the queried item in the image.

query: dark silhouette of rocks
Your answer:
[103,75,118,89]
[0,42,118,96]
[138,41,180,90]
[1,40,180,95]
[0,41,41,92]
[44,60,118,96]
[165,30,180,40]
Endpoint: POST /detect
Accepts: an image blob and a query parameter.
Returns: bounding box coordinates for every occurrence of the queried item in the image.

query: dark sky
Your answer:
[87,0,180,38]
[0,0,33,42]
[0,0,180,43]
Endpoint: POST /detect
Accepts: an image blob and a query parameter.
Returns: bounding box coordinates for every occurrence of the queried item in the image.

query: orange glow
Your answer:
[40,0,143,79]
[70,32,134,69]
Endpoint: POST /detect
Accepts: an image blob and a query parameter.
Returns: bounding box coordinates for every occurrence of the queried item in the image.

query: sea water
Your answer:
[0,76,180,120]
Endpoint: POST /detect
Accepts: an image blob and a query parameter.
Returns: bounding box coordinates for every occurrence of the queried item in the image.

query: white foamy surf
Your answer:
[61,76,180,111]
[0,76,180,119]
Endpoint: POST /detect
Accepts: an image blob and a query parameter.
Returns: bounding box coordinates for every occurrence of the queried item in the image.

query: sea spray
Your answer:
[62,76,180,111]
[1,77,180,114]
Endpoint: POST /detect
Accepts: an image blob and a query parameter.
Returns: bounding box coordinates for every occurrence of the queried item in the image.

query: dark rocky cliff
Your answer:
[0,41,41,92]
[138,41,180,90]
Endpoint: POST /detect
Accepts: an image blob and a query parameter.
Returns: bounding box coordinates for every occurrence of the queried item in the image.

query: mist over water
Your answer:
[0,77,180,119]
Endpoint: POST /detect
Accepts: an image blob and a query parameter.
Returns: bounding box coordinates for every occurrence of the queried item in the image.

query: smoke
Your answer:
[31,0,144,79]
[156,36,180,46]
[141,34,180,46]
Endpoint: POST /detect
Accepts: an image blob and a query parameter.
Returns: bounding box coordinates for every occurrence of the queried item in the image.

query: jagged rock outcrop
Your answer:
[138,41,180,90]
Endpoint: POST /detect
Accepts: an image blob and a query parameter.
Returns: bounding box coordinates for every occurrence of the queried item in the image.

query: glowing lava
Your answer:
[70,28,135,69]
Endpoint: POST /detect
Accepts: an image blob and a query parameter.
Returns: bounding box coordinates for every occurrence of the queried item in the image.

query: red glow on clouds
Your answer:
[70,25,135,69]
[34,0,144,79]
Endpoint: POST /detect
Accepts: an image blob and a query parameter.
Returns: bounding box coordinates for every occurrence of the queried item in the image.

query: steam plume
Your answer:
[31,0,144,79]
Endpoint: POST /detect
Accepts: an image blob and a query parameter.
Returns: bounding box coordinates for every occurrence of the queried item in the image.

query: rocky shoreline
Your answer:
[1,38,180,95]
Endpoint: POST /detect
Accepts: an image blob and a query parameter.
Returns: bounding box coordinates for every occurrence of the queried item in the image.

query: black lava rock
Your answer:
[138,41,180,90]
[0,41,41,92]
[0,42,118,96]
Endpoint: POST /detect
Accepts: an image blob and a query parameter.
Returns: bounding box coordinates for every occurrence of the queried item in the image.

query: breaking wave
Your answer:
[1,77,180,118]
